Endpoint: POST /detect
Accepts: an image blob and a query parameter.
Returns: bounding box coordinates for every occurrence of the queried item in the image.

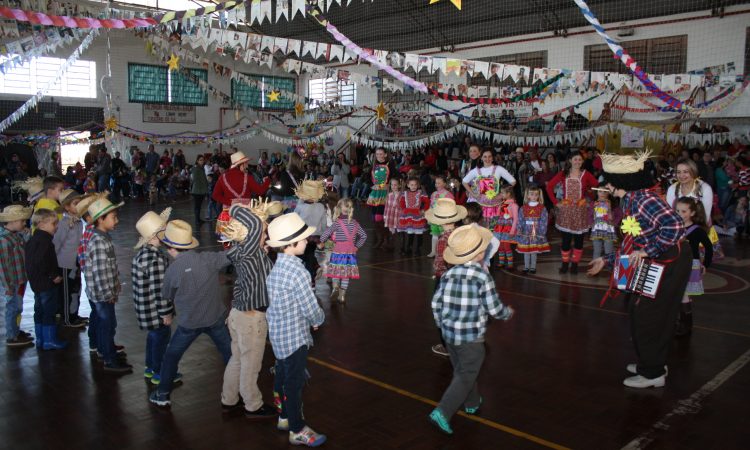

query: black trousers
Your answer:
[560,232,584,251]
[58,267,81,324]
[629,243,691,379]
[192,194,205,226]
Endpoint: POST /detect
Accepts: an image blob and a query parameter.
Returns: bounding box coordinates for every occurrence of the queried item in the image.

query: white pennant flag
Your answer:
[329,45,344,62]
[474,61,490,79]
[276,0,288,21]
[291,0,306,19]
[250,0,261,24]
[259,0,272,24]
[301,41,317,57]
[287,39,302,56]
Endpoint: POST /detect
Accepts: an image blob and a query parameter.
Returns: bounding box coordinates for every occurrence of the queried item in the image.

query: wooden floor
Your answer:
[2,196,749,450]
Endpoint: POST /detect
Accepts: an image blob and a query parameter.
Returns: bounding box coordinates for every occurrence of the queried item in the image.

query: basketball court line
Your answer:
[308,356,571,450]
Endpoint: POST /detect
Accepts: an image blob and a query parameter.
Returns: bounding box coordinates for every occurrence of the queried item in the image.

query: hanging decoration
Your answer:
[0,27,85,74]
[294,103,305,117]
[428,72,567,104]
[429,0,462,10]
[167,54,180,71]
[375,102,388,120]
[104,116,118,131]
[267,90,281,103]
[0,30,97,134]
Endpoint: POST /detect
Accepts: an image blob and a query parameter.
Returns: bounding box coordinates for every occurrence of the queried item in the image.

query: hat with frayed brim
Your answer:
[294,180,325,202]
[230,151,249,168]
[76,192,107,219]
[601,150,653,174]
[266,212,316,248]
[425,198,467,225]
[266,201,284,217]
[443,224,493,265]
[12,177,43,201]
[59,189,81,206]
[134,207,172,249]
[0,205,33,222]
[87,198,124,223]
[157,219,199,249]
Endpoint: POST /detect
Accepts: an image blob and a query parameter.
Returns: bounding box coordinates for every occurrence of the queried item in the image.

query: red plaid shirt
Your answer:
[0,228,27,294]
[433,229,452,279]
[77,222,95,269]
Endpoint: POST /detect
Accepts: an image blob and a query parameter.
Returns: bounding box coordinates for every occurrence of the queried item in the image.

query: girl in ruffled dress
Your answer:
[590,185,620,260]
[319,198,367,304]
[516,185,550,274]
[398,177,430,256]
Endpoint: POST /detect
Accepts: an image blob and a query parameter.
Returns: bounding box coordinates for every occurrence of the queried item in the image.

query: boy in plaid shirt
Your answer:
[131,209,172,383]
[429,224,514,435]
[1,205,33,347]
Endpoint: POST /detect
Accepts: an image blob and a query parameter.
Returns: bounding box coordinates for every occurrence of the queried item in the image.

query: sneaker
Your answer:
[115,344,126,354]
[277,417,289,431]
[245,403,278,421]
[428,409,453,435]
[144,368,155,379]
[623,374,666,388]
[464,397,483,415]
[529,268,536,274]
[97,345,127,358]
[6,335,34,347]
[626,364,668,376]
[522,268,529,274]
[103,361,133,373]
[288,426,327,447]
[222,399,245,414]
[149,390,171,407]
[431,344,449,357]
[151,373,182,385]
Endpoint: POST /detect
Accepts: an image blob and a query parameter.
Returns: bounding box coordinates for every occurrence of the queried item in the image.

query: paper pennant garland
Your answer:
[429,0,462,10]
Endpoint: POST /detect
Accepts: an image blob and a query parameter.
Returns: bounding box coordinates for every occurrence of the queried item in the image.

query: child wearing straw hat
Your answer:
[84,197,132,373]
[266,213,326,447]
[52,189,87,328]
[429,224,514,435]
[1,205,34,347]
[131,208,173,384]
[149,220,232,408]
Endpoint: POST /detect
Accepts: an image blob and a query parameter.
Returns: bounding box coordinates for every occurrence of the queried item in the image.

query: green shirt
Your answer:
[190,165,208,195]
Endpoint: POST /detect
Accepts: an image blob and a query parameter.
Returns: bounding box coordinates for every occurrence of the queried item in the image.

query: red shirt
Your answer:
[545,170,598,206]
[212,167,270,206]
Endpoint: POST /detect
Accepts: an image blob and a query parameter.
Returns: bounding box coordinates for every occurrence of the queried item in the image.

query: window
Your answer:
[231,74,295,110]
[127,63,208,106]
[308,78,357,106]
[378,69,438,103]
[468,51,547,88]
[584,35,687,74]
[0,56,96,98]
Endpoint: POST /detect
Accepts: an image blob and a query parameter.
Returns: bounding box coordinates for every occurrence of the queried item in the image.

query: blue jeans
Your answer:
[273,346,309,433]
[146,325,171,373]
[93,302,118,364]
[97,174,111,193]
[87,299,98,350]
[4,293,23,339]
[157,317,231,394]
[33,288,58,326]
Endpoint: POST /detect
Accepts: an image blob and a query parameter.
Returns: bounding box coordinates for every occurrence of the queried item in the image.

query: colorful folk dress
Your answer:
[322,219,367,280]
[494,200,518,243]
[555,174,593,234]
[472,166,505,231]
[383,191,402,233]
[398,190,429,234]
[366,163,391,211]
[516,203,550,253]
[591,200,617,243]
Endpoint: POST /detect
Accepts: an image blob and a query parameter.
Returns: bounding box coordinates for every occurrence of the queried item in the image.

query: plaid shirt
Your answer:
[433,229,452,278]
[0,227,27,295]
[606,189,685,267]
[84,229,120,303]
[77,221,94,270]
[131,244,172,330]
[432,262,512,345]
[266,253,325,359]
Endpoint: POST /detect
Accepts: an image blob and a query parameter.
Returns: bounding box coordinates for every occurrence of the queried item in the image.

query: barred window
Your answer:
[308,77,357,106]
[128,63,207,106]
[232,74,295,110]
[584,35,687,74]
[0,56,96,98]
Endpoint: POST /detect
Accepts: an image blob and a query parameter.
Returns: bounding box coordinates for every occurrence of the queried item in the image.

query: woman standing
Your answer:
[546,151,598,274]
[459,144,482,179]
[190,155,208,229]
[366,148,397,248]
[461,148,516,236]
[331,153,351,198]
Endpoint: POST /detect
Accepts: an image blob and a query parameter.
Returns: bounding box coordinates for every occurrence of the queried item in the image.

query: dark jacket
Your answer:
[25,229,60,292]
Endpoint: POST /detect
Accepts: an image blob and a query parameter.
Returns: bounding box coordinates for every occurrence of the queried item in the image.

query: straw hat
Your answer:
[59,189,81,206]
[443,224,493,265]
[266,212,316,248]
[157,219,199,249]
[0,205,33,223]
[294,180,325,203]
[601,150,653,174]
[12,177,43,201]
[266,201,284,217]
[134,207,172,249]
[425,198,467,226]
[75,193,105,218]
[230,151,249,168]
[87,198,124,222]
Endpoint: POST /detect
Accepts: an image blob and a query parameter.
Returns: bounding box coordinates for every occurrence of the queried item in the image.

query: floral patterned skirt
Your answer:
[325,253,360,279]
[555,202,591,234]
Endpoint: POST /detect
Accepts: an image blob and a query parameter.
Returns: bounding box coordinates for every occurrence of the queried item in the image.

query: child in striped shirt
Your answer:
[319,198,367,304]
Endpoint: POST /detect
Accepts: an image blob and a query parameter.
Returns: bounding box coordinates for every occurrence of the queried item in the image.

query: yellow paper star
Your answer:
[167,54,180,72]
[267,90,281,103]
[429,0,461,10]
[375,101,387,120]
[104,116,118,131]
[294,103,305,117]
[621,216,642,237]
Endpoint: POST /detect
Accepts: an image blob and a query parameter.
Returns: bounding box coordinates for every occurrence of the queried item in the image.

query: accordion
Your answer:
[613,253,665,299]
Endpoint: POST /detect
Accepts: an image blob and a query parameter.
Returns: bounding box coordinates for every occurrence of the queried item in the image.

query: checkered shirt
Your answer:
[266,253,325,359]
[0,227,27,295]
[131,244,172,330]
[432,262,512,345]
[77,221,94,270]
[84,229,120,303]
[433,229,452,279]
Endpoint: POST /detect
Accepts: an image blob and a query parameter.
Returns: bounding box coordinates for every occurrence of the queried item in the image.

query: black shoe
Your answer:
[63,317,87,328]
[570,263,579,274]
[675,303,693,338]
[222,399,245,414]
[559,262,569,274]
[245,403,278,421]
[529,268,537,274]
[103,361,133,373]
[18,330,33,339]
[6,335,34,347]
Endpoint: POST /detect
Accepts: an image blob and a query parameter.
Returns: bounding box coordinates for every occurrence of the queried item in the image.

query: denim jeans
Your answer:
[4,293,23,339]
[157,317,232,395]
[273,346,309,433]
[93,302,118,364]
[87,299,98,350]
[146,324,172,373]
[33,288,58,326]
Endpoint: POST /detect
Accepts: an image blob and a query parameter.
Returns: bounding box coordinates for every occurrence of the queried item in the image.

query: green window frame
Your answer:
[231,74,295,110]
[128,63,208,106]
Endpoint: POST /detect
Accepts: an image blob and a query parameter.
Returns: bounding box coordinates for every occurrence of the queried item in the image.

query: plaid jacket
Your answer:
[432,262,512,345]
[266,254,325,359]
[131,244,172,330]
[0,227,27,295]
[84,229,120,303]
[77,221,94,270]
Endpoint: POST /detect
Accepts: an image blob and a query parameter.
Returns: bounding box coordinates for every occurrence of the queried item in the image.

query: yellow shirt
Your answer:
[32,198,62,232]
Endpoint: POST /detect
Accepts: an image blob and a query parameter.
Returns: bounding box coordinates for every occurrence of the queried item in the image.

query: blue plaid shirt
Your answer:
[432,262,512,345]
[266,254,325,359]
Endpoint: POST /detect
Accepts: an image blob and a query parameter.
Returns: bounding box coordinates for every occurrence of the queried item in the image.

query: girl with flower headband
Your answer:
[546,151,598,274]
[588,151,691,390]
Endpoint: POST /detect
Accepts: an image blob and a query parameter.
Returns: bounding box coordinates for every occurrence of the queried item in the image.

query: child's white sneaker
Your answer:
[289,425,327,447]
[623,374,665,388]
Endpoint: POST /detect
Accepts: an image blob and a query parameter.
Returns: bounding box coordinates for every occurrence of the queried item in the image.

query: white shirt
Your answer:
[666,180,713,223]
[462,165,517,186]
